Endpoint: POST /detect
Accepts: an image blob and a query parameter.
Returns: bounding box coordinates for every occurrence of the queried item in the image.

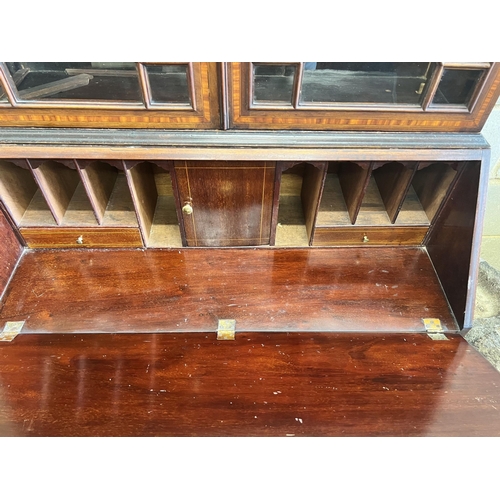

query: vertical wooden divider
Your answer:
[269,164,284,246]
[27,159,81,225]
[301,162,327,244]
[338,161,373,224]
[75,159,121,225]
[164,161,186,247]
[372,161,418,223]
[124,160,158,247]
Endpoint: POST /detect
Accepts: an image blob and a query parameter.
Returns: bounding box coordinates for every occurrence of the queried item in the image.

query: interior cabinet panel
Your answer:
[175,161,275,247]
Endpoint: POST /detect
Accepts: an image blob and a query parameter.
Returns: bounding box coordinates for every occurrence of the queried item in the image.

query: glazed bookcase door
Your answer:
[227,62,500,132]
[0,62,220,129]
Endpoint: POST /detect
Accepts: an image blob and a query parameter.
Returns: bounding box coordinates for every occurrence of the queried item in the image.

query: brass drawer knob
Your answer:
[76,235,84,245]
[182,202,193,215]
[362,234,369,243]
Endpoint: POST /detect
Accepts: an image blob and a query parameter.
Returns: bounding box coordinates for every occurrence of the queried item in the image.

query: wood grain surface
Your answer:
[20,227,143,248]
[0,247,457,334]
[175,161,275,246]
[0,205,23,298]
[0,332,499,436]
[312,226,428,246]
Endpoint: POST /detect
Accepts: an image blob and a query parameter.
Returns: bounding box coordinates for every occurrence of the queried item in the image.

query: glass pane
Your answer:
[5,62,142,102]
[253,64,296,104]
[433,69,484,106]
[299,62,431,105]
[145,64,191,105]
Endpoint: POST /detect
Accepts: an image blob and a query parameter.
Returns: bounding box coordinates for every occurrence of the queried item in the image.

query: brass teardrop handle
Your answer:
[182,202,193,215]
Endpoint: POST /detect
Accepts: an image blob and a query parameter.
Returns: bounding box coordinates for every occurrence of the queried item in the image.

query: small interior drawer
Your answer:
[20,227,143,248]
[312,226,428,246]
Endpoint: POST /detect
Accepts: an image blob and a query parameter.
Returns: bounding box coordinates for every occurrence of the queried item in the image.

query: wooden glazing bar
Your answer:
[136,63,152,110]
[0,68,28,101]
[442,62,491,69]
[422,63,444,111]
[293,63,304,109]
[0,63,19,106]
[465,66,492,112]
[186,62,197,111]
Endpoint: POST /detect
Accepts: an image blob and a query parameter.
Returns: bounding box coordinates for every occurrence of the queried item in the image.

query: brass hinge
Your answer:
[423,318,448,340]
[0,321,25,342]
[217,319,236,341]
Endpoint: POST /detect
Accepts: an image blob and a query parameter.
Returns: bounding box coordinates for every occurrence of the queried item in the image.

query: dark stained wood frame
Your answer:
[228,62,500,132]
[0,63,220,129]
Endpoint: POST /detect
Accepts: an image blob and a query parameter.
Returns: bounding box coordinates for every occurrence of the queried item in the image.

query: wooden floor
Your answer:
[0,332,499,436]
[0,247,457,333]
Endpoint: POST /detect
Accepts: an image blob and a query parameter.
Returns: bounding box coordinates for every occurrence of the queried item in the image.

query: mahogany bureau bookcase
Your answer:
[0,62,499,338]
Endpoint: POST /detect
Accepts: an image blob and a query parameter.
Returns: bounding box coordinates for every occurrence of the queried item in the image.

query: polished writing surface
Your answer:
[0,247,457,334]
[0,333,499,436]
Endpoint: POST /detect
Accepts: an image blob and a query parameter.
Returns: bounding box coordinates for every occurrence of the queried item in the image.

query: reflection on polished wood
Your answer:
[0,247,457,333]
[0,209,22,297]
[0,333,499,436]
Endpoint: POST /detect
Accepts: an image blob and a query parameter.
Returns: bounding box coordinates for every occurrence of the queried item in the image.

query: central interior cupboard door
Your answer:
[174,161,275,247]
